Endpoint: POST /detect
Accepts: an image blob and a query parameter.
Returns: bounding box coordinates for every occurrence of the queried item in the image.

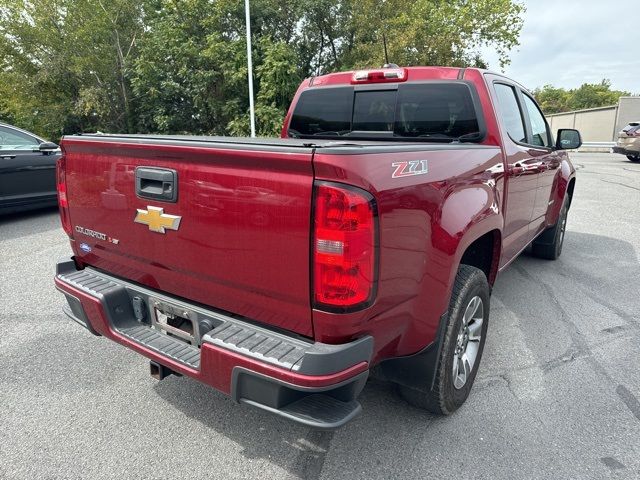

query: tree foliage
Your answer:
[345,0,523,69]
[0,0,143,137]
[534,80,631,115]
[1,0,526,140]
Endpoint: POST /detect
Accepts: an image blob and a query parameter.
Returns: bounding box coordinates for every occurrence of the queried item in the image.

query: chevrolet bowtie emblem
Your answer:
[134,206,182,233]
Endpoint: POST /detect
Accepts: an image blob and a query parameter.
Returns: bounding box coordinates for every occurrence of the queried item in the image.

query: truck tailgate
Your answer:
[62,136,315,337]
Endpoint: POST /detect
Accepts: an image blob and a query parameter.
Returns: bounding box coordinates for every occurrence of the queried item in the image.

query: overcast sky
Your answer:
[481,0,639,93]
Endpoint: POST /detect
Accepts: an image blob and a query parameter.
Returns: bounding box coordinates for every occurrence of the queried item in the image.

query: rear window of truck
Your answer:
[288,83,483,142]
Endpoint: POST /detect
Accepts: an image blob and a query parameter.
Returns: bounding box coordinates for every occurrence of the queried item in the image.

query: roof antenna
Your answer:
[382,33,390,65]
[382,33,399,69]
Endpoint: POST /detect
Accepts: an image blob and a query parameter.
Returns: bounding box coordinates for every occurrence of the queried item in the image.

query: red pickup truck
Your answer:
[54,66,580,428]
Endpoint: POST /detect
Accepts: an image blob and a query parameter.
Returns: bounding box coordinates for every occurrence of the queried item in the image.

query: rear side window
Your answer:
[494,84,526,143]
[0,126,39,150]
[522,94,551,147]
[289,83,482,141]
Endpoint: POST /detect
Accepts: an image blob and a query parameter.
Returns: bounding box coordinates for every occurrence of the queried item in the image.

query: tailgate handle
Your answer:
[135,167,178,202]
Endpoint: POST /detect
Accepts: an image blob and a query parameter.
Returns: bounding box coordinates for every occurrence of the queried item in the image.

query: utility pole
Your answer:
[245,0,256,137]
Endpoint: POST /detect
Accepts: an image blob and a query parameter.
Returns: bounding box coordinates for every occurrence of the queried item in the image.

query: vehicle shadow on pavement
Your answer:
[514,230,639,311]
[153,230,639,479]
[0,206,60,241]
[480,231,640,475]
[153,374,432,479]
[488,231,639,376]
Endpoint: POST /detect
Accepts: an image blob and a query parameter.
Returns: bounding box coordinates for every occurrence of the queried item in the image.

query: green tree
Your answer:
[342,0,524,69]
[0,0,143,140]
[533,85,571,114]
[569,80,629,111]
[132,0,304,136]
[1,0,527,138]
[534,80,631,114]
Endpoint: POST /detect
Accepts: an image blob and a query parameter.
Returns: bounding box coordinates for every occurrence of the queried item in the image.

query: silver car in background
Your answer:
[612,122,640,162]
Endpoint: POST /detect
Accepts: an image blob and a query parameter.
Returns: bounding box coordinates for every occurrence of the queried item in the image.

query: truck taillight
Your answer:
[56,155,72,237]
[313,182,378,311]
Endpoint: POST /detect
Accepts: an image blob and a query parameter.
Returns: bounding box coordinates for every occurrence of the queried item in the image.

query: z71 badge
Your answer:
[392,160,428,179]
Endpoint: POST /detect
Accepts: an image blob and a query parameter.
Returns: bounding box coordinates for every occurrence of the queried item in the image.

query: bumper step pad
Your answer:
[204,321,308,371]
[118,324,200,369]
[56,258,373,429]
[57,262,372,375]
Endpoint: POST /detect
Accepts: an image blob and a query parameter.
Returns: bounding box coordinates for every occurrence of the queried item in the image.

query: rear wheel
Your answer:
[627,155,640,162]
[399,265,490,415]
[532,198,569,260]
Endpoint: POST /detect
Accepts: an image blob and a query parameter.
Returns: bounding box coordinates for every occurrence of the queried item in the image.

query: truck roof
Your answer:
[307,66,482,87]
[305,65,529,94]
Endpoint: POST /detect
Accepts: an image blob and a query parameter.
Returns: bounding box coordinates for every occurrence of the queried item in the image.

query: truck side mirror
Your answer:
[556,129,582,150]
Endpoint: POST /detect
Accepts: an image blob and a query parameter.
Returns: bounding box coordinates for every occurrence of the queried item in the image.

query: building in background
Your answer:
[546,97,640,147]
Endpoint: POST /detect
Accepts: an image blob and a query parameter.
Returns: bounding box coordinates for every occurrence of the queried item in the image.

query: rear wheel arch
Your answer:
[398,264,491,414]
[458,229,502,286]
[371,228,501,393]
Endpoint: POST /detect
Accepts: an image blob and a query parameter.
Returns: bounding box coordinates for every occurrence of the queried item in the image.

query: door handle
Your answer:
[135,167,178,202]
[508,164,526,176]
[508,163,545,176]
[1,155,16,159]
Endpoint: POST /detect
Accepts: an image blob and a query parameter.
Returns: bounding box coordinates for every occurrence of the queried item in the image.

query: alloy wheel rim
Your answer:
[452,296,484,390]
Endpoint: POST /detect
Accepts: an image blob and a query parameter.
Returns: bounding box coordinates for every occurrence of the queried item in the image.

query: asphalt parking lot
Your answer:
[1,152,639,479]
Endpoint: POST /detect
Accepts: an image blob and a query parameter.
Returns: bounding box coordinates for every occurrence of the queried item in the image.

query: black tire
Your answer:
[399,265,490,415]
[531,198,569,260]
[627,155,640,163]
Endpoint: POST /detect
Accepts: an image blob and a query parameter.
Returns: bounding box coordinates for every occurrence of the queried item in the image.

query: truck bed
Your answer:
[61,133,498,340]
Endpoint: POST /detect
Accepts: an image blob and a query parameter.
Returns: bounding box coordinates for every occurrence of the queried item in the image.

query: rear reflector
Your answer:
[313,182,378,311]
[56,155,73,237]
